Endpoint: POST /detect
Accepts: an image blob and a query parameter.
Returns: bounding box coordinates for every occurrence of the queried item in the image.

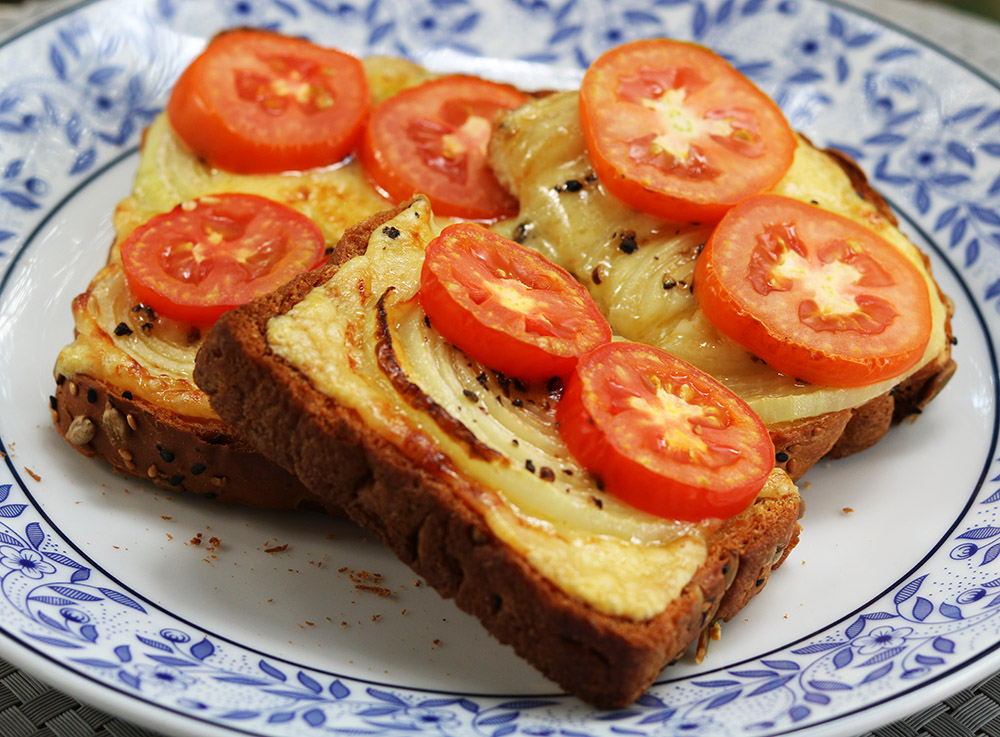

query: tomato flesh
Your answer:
[694,194,933,387]
[580,39,796,222]
[120,193,327,325]
[557,342,774,521]
[419,223,612,379]
[167,29,370,174]
[361,76,528,220]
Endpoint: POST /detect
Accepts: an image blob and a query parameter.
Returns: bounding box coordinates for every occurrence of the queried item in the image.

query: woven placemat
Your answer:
[0,658,164,737]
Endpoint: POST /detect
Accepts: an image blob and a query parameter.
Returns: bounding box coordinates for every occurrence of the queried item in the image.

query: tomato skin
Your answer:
[579,39,796,223]
[694,194,933,387]
[360,75,528,220]
[167,29,370,174]
[557,342,774,521]
[120,193,327,325]
[419,223,612,380]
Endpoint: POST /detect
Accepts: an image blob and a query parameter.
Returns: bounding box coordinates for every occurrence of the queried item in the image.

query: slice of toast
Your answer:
[488,92,956,480]
[49,55,435,509]
[194,198,803,707]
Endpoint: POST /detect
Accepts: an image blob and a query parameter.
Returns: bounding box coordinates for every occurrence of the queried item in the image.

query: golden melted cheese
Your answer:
[488,92,948,425]
[267,197,799,619]
[55,57,436,419]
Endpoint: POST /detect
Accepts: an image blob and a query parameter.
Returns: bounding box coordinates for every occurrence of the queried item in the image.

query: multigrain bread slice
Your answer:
[50,264,326,510]
[488,92,956,480]
[49,55,437,509]
[194,198,803,707]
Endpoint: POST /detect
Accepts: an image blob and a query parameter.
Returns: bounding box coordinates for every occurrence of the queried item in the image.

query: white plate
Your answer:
[0,1,998,735]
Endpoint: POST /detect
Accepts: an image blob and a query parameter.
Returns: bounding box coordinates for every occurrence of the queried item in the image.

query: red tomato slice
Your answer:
[579,39,796,223]
[167,29,370,174]
[120,193,327,325]
[419,223,612,379]
[557,342,773,521]
[360,76,527,220]
[694,194,933,387]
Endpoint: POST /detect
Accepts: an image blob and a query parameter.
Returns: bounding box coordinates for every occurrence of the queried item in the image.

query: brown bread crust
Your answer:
[50,372,332,513]
[194,209,803,707]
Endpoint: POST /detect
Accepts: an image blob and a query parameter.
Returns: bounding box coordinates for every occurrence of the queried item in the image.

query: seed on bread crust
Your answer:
[66,415,96,445]
[102,404,129,447]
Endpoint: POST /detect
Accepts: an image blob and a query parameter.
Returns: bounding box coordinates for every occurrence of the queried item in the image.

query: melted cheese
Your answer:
[55,57,434,419]
[267,198,798,619]
[488,92,948,425]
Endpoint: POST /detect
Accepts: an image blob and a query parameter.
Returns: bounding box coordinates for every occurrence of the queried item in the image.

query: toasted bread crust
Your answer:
[51,372,331,513]
[194,208,802,707]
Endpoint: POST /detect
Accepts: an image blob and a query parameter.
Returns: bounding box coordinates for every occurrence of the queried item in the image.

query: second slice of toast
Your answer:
[194,199,802,707]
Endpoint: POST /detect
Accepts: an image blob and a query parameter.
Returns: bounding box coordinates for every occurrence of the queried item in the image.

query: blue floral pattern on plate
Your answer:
[0,0,998,735]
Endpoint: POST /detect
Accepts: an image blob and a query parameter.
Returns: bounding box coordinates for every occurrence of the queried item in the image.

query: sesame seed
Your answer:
[157,445,175,463]
[69,382,78,396]
[126,414,137,430]
[86,388,97,404]
[190,463,206,476]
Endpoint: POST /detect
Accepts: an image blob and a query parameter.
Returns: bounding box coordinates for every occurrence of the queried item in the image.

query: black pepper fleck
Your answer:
[141,323,153,332]
[619,235,638,254]
[476,372,489,388]
[512,398,523,408]
[463,389,478,402]
[382,225,401,239]
[590,495,604,509]
[114,322,133,336]
[424,315,431,329]
[513,221,532,244]
[663,278,677,290]
[555,178,583,193]
[525,459,536,473]
[539,467,555,482]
